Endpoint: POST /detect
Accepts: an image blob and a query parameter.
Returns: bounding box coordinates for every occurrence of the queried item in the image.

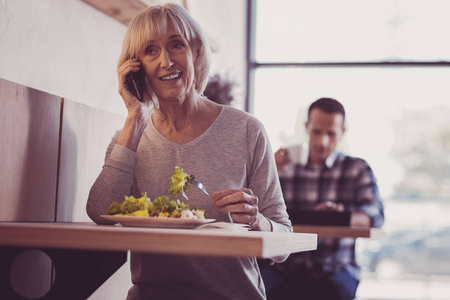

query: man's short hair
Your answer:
[308,97,346,125]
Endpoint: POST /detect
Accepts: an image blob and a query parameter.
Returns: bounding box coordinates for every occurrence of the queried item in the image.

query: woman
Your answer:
[86,3,292,300]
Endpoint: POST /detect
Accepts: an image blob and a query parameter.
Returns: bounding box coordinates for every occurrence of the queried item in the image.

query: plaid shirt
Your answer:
[274,152,384,280]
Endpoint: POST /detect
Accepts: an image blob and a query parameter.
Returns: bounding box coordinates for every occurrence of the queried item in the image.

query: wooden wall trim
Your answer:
[82,0,147,26]
[81,0,219,52]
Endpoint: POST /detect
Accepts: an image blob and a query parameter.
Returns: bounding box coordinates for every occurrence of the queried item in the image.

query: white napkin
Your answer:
[195,222,250,231]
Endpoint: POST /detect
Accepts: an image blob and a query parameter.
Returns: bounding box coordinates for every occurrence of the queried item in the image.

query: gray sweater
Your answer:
[87,105,292,300]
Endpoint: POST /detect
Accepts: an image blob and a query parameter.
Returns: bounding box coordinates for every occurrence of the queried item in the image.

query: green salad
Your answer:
[106,166,205,219]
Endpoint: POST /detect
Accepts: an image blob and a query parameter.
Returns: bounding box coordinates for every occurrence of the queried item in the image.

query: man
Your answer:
[262,98,384,300]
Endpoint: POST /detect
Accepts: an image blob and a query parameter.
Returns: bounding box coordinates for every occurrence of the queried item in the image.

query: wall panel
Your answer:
[0,77,60,221]
[57,98,125,222]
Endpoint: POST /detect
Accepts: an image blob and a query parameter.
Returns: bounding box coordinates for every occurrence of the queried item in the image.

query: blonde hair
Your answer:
[118,3,211,97]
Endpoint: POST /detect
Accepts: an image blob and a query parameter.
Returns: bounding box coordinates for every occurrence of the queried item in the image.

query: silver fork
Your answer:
[189,175,210,196]
[190,176,236,223]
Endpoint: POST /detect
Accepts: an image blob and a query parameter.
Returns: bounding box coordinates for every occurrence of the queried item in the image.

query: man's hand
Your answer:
[350,211,372,227]
[274,148,290,172]
[314,201,344,212]
[315,202,372,227]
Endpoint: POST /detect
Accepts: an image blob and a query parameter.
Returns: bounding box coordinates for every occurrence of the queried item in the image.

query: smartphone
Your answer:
[129,68,146,102]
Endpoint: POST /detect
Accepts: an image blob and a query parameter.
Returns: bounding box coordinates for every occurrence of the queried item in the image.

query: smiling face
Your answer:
[139,21,197,103]
[305,108,345,165]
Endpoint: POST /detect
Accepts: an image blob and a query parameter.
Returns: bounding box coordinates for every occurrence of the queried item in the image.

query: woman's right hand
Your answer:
[117,58,151,114]
[117,58,152,151]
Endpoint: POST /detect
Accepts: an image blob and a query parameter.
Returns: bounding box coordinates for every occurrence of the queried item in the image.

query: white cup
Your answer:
[286,143,309,165]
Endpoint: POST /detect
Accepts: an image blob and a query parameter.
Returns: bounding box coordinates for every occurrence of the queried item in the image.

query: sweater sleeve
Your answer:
[86,133,138,224]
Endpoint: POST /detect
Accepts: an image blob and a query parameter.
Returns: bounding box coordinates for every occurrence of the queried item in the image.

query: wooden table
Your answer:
[293,224,385,238]
[0,222,317,258]
[0,222,317,300]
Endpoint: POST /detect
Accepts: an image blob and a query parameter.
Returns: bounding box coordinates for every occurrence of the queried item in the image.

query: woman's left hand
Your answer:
[211,188,271,231]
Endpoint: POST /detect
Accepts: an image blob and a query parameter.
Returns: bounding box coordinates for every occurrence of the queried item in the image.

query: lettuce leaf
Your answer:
[169,166,191,197]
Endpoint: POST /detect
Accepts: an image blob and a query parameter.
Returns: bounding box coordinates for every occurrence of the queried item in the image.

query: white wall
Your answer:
[189,0,248,109]
[0,0,126,115]
[0,0,247,114]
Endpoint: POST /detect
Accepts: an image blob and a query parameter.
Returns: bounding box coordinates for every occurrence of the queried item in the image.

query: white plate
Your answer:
[100,215,216,229]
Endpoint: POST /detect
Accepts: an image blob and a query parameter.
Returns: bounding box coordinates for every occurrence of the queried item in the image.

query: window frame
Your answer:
[244,0,450,114]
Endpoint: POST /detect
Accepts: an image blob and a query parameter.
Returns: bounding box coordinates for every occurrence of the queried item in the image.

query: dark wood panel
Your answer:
[0,78,60,221]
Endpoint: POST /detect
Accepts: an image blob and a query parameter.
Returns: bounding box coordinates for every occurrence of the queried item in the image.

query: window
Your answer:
[255,0,450,63]
[250,1,450,299]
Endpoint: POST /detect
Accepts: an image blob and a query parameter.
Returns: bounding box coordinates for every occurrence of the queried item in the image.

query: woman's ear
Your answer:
[194,46,201,61]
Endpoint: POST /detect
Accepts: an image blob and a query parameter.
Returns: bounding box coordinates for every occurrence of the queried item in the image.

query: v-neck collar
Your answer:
[147,106,225,148]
